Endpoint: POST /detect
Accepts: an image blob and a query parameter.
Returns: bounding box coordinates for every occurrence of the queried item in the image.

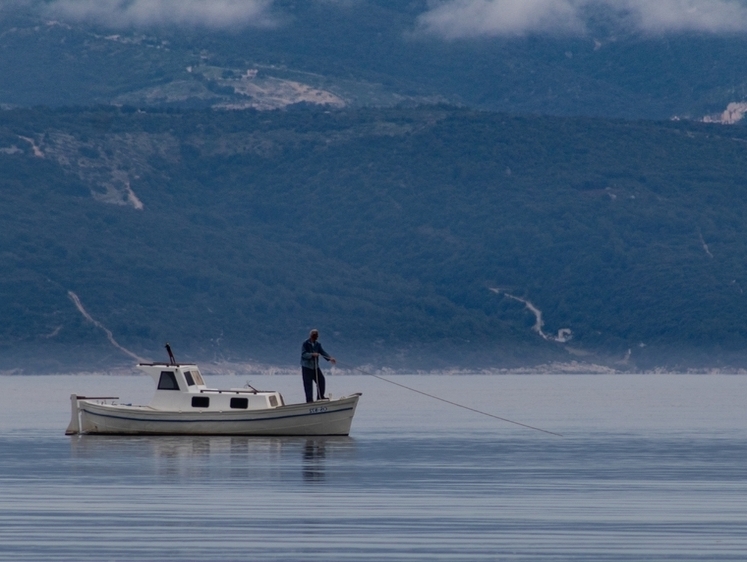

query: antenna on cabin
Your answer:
[165,343,177,365]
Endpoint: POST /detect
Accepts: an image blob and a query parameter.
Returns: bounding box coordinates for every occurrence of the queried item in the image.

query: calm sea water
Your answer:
[0,373,746,561]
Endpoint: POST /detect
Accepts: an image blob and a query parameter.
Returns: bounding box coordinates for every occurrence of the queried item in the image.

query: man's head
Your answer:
[309,329,319,341]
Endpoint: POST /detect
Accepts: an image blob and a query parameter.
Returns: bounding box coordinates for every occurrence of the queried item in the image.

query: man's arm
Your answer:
[318,344,336,364]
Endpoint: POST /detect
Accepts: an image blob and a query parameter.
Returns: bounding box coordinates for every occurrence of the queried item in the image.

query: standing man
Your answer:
[301,329,336,402]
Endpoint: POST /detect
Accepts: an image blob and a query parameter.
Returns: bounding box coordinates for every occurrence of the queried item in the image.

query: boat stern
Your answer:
[65,394,81,435]
[65,394,120,435]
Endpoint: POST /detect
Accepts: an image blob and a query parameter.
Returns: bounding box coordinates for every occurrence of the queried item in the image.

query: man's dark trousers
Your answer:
[302,366,326,402]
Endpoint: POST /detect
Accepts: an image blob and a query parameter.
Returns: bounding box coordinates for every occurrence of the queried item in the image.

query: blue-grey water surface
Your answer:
[1,373,746,561]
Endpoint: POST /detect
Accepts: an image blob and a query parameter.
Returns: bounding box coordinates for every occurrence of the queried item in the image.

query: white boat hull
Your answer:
[70,394,361,436]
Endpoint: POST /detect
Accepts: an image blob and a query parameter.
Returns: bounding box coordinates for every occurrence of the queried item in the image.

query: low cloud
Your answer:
[37,0,275,29]
[416,0,747,38]
[416,0,583,38]
[627,0,747,33]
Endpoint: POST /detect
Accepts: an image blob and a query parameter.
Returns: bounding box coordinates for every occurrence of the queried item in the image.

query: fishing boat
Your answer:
[65,351,361,436]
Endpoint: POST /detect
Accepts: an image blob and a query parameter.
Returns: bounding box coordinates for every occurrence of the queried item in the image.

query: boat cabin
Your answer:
[138,363,285,411]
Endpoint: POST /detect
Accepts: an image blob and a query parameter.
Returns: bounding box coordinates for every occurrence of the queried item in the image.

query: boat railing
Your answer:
[137,362,198,368]
[199,389,265,395]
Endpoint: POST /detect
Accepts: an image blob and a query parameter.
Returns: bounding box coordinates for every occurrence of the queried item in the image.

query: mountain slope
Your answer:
[3,106,747,371]
[3,2,747,119]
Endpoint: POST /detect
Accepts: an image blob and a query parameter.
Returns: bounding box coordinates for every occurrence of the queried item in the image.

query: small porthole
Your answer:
[192,396,209,408]
[230,397,248,409]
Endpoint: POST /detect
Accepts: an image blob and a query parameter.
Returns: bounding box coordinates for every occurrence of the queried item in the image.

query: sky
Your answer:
[5,0,747,36]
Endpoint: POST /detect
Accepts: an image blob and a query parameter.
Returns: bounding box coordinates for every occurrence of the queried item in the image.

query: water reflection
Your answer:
[302,439,326,482]
[68,434,353,483]
[70,434,285,458]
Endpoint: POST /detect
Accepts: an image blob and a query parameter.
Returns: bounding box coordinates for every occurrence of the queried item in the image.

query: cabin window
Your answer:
[184,371,195,386]
[193,371,205,385]
[192,396,210,408]
[269,395,278,407]
[230,397,248,409]
[158,371,180,391]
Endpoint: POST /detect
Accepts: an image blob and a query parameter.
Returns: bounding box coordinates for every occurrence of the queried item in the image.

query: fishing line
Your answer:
[336,361,563,437]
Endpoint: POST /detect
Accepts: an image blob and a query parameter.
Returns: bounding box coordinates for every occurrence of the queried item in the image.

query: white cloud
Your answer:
[416,0,747,38]
[625,0,747,33]
[417,0,583,38]
[38,0,275,29]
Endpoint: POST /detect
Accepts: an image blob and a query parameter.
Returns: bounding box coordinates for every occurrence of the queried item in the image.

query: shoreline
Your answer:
[4,360,747,377]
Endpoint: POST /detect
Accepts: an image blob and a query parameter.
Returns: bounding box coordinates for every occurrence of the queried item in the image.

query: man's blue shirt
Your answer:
[301,339,331,369]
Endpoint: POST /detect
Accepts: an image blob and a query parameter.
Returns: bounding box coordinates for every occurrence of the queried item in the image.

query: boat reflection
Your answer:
[69,434,354,482]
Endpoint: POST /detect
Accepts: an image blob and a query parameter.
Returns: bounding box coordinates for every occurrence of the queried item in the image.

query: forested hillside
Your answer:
[2,105,747,372]
[4,2,747,120]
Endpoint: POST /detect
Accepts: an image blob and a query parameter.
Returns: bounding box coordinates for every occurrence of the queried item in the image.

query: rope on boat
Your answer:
[338,362,563,438]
